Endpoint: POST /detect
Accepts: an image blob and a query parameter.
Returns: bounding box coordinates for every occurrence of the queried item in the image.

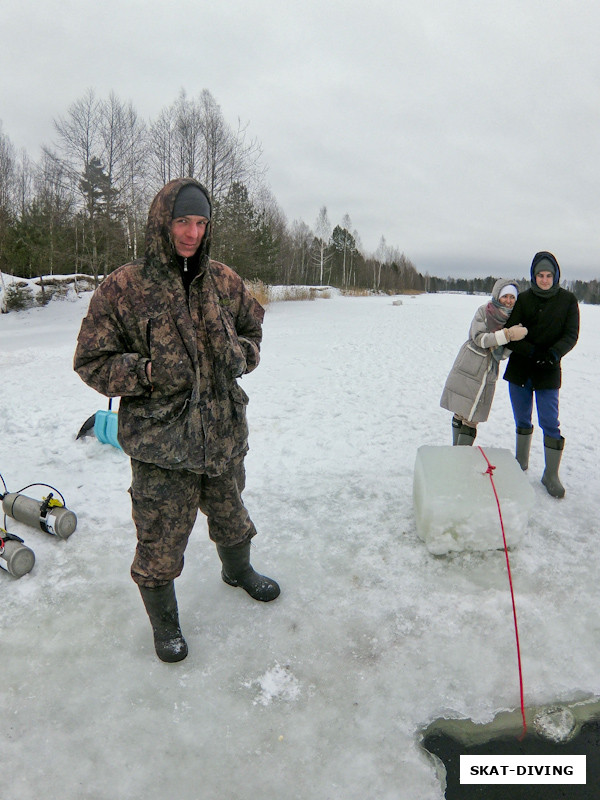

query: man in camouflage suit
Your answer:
[74,178,280,663]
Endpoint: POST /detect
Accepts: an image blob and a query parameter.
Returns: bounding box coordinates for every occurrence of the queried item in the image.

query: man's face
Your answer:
[170,215,209,257]
[535,270,554,291]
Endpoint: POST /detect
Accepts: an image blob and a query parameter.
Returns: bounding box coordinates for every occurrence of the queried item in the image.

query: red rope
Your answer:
[477,446,527,740]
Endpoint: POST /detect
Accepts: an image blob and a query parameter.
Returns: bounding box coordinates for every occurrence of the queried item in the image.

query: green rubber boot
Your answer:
[541,435,565,499]
[451,416,462,446]
[217,540,280,602]
[138,581,188,662]
[515,426,533,471]
[456,424,477,446]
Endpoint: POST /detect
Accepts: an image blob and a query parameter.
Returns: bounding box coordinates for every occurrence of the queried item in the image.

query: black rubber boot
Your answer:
[456,424,477,446]
[138,581,188,662]
[451,416,462,446]
[515,426,533,471]
[541,435,565,498]
[216,540,280,602]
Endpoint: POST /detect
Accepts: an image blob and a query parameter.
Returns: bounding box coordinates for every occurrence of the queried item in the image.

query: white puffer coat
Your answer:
[439,278,516,423]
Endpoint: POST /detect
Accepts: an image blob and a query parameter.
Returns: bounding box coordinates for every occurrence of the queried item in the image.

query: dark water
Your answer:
[421,714,600,799]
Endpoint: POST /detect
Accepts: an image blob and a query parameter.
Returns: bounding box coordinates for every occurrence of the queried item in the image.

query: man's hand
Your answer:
[534,349,559,368]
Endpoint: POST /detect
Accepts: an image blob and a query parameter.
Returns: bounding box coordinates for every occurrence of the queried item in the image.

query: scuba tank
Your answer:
[0,532,35,578]
[2,492,77,539]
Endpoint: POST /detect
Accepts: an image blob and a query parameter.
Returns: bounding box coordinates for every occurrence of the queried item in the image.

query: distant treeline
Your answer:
[0,88,598,303]
[430,275,600,304]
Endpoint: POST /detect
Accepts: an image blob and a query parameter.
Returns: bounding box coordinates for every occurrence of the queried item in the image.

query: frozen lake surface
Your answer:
[1,289,599,799]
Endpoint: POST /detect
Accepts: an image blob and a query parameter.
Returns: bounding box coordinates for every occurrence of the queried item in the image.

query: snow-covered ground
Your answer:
[1,289,599,799]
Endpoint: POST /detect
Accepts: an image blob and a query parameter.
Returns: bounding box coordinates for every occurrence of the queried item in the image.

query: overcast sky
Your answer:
[1,0,599,280]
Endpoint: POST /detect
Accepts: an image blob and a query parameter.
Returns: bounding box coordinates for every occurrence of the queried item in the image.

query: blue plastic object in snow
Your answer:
[93,401,123,451]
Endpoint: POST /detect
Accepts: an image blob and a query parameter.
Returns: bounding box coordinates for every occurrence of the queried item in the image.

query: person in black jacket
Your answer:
[503,251,579,498]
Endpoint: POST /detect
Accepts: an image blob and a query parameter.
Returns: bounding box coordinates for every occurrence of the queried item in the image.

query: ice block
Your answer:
[413,446,535,554]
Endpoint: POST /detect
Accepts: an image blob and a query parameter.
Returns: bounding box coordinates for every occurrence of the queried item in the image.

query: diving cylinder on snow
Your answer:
[2,493,77,539]
[0,535,35,578]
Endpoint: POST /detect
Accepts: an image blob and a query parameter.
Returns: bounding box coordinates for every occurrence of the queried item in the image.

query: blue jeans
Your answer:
[508,380,561,439]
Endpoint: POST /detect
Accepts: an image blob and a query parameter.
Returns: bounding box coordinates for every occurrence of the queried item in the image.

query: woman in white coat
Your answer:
[440,279,527,445]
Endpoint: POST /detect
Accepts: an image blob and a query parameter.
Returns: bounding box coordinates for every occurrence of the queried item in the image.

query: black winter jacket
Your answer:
[503,255,579,390]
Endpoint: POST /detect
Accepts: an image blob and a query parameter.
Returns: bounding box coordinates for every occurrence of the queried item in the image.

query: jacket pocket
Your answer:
[218,306,249,378]
[228,382,249,441]
[119,391,194,467]
[124,390,190,422]
[458,343,489,379]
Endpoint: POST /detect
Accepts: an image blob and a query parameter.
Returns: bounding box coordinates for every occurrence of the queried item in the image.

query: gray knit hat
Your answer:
[533,257,556,277]
[172,184,211,220]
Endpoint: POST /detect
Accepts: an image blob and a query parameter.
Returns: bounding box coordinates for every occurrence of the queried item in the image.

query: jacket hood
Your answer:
[144,178,213,267]
[491,277,519,303]
[530,251,560,286]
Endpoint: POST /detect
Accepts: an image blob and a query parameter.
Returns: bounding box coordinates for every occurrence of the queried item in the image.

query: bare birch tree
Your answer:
[374,235,388,289]
[0,122,16,215]
[118,102,150,260]
[148,105,176,185]
[50,89,101,185]
[148,89,265,210]
[0,122,16,286]
[313,206,332,285]
[98,93,149,264]
[15,150,34,217]
[34,151,74,275]
[46,89,103,275]
[289,219,314,284]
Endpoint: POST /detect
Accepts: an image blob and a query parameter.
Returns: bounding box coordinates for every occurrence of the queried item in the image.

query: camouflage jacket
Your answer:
[73,178,264,476]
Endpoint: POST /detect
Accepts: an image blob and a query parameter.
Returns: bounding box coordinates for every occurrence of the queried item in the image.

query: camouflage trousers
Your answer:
[129,456,256,587]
